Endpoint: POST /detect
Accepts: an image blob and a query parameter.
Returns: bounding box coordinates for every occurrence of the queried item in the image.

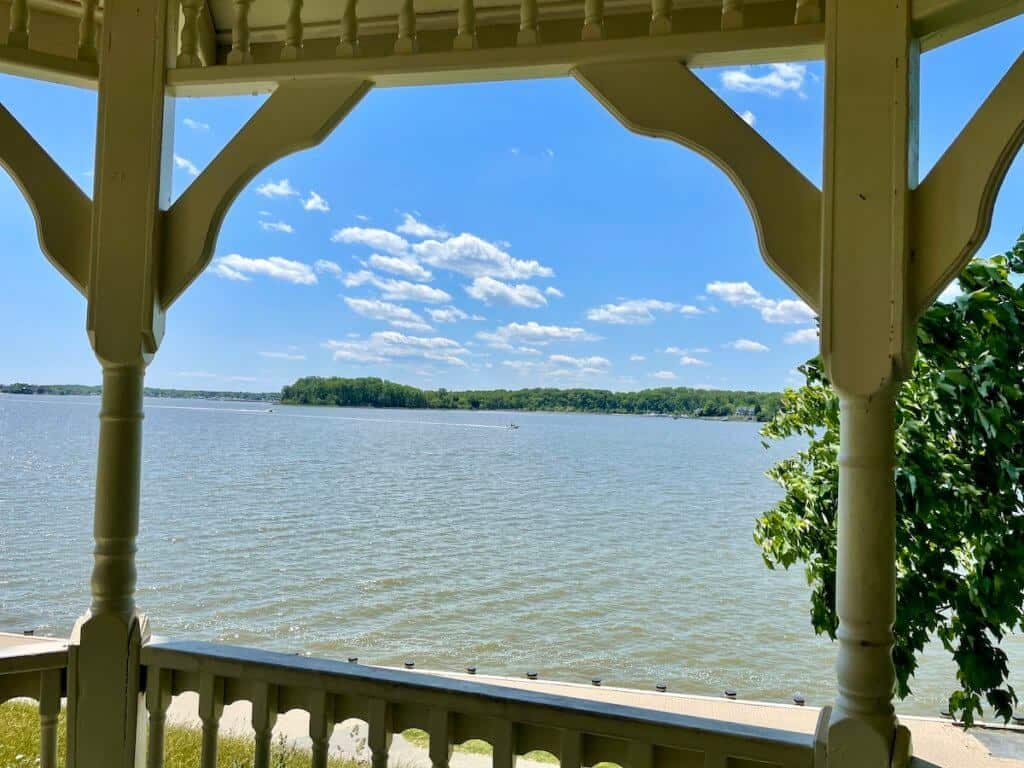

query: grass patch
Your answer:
[402,729,559,764]
[0,701,364,768]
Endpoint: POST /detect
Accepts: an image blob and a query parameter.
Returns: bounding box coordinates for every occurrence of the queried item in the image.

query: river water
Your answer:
[1,394,1017,715]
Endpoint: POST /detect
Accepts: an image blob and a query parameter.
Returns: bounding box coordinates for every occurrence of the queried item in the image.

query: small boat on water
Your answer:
[507,423,520,430]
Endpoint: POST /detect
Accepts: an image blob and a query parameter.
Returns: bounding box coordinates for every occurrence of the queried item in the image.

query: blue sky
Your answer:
[2,17,1022,393]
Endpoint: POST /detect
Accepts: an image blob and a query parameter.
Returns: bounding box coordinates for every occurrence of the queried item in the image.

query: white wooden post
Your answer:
[67,0,174,766]
[821,1,916,765]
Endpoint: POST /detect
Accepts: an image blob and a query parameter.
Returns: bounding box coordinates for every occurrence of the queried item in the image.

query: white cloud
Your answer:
[315,259,343,277]
[324,331,469,367]
[344,297,432,332]
[396,213,449,239]
[478,321,597,349]
[726,339,770,352]
[465,276,548,308]
[332,227,409,256]
[260,351,306,361]
[740,110,756,126]
[355,214,370,222]
[427,306,470,323]
[212,254,316,285]
[303,191,330,212]
[182,117,210,132]
[368,254,432,282]
[173,154,199,176]
[679,304,704,315]
[680,355,710,366]
[344,270,451,303]
[629,354,646,362]
[651,370,677,381]
[706,281,815,324]
[548,354,611,371]
[256,178,299,198]
[413,233,553,280]
[784,327,819,344]
[259,219,294,234]
[516,346,542,356]
[587,298,678,325]
[721,63,808,97]
[545,286,564,298]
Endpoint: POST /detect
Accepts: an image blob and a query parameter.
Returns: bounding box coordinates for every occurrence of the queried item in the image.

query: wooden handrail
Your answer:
[142,639,813,768]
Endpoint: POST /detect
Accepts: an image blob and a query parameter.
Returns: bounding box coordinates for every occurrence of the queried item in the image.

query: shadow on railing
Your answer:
[0,633,66,768]
[141,639,815,768]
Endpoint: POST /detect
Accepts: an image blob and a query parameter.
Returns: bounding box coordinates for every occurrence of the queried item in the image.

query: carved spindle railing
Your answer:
[649,0,671,35]
[227,0,254,64]
[282,0,305,60]
[141,639,814,768]
[453,0,477,50]
[395,0,417,54]
[7,0,29,47]
[722,0,743,29]
[582,0,604,41]
[337,0,360,57]
[0,636,67,768]
[518,0,539,45]
[178,0,204,67]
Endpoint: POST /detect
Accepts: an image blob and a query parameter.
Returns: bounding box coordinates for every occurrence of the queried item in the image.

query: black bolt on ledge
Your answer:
[467,666,477,675]
[1013,714,1024,725]
[527,671,538,680]
[404,660,416,669]
[793,694,805,706]
[591,677,602,686]
[23,629,34,636]
[655,683,667,692]
[347,657,359,663]
[724,688,738,700]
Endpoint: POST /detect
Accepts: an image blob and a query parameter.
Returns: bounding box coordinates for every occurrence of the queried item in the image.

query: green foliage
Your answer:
[0,383,277,402]
[281,376,781,420]
[756,234,1024,725]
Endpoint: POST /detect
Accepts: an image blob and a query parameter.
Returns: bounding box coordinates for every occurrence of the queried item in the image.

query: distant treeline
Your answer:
[281,376,781,420]
[0,383,278,403]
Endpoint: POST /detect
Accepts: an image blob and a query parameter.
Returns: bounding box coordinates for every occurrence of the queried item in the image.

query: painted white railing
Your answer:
[141,639,815,768]
[0,635,66,768]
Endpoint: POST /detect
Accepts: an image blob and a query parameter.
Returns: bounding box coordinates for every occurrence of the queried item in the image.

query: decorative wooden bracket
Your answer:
[910,51,1024,316]
[160,78,372,309]
[0,103,92,296]
[574,59,821,313]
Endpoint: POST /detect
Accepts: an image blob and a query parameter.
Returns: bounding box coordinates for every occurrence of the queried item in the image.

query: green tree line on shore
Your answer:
[0,383,278,402]
[280,376,781,420]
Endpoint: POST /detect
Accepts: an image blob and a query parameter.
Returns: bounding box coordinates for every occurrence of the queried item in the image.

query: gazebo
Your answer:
[1,0,1022,766]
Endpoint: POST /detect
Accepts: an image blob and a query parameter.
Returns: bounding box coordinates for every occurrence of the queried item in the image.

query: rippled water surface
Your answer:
[2,394,1018,715]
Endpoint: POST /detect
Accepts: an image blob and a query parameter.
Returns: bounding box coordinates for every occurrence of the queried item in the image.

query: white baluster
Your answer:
[178,0,203,67]
[368,700,393,768]
[7,0,28,48]
[77,0,98,61]
[198,674,224,768]
[721,0,743,29]
[429,710,453,768]
[649,0,671,35]
[453,0,476,50]
[337,0,360,56]
[517,0,539,45]
[227,0,254,64]
[559,731,583,768]
[282,0,304,60]
[394,0,417,53]
[491,720,516,768]
[582,0,604,40]
[146,668,173,768]
[794,0,820,24]
[252,683,279,768]
[39,670,60,768]
[309,690,335,768]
